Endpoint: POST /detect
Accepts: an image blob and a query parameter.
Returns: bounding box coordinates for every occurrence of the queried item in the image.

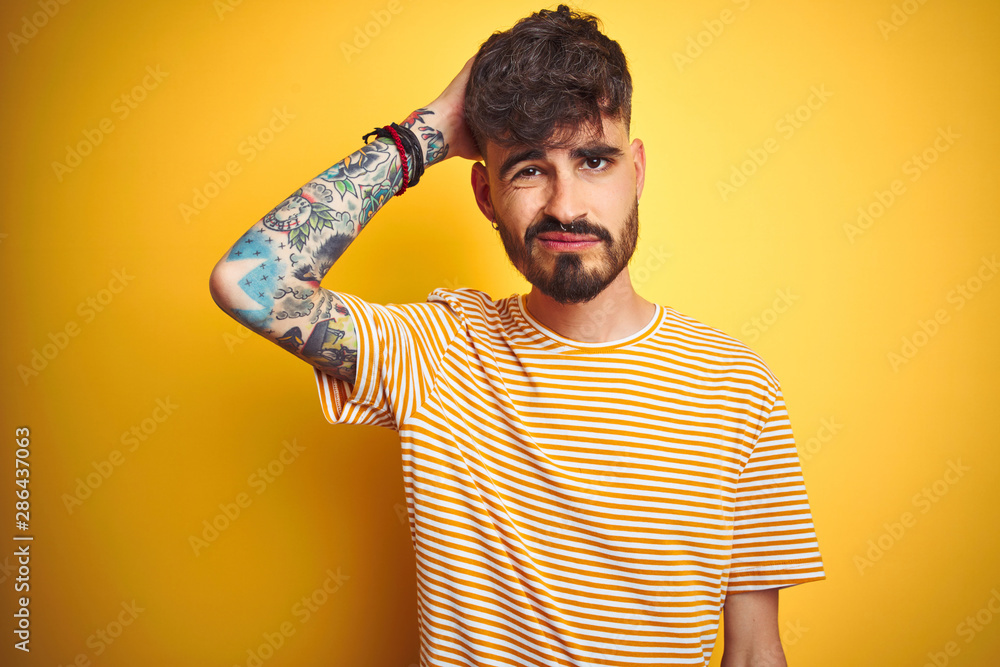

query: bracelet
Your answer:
[362,125,409,196]
[361,122,425,193]
[391,123,425,188]
[385,125,410,196]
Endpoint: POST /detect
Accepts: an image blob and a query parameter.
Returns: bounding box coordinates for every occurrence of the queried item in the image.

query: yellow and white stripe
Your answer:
[314,287,825,666]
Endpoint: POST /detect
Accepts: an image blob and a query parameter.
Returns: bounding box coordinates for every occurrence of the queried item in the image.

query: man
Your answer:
[210,5,825,665]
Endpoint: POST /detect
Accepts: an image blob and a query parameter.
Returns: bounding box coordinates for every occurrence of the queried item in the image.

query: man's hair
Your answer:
[464,4,632,161]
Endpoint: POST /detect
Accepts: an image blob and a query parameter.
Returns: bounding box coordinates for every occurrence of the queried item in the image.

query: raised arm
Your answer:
[209,57,480,383]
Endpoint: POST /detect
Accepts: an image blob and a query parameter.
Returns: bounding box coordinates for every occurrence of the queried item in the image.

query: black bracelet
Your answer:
[391,122,424,188]
[361,124,424,189]
[362,126,410,185]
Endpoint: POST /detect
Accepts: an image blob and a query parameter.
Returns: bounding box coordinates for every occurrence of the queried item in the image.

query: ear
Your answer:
[471,161,495,221]
[631,138,646,201]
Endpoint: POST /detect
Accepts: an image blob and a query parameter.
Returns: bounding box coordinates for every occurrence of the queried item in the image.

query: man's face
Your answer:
[471,114,646,304]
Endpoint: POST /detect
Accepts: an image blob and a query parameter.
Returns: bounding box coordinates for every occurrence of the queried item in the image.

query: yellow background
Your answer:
[3,0,999,665]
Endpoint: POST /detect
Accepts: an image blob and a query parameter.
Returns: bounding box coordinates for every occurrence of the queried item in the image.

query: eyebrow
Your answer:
[497,143,626,181]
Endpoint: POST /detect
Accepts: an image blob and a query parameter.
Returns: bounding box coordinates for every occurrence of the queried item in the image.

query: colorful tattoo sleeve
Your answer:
[402,108,449,167]
[217,133,420,381]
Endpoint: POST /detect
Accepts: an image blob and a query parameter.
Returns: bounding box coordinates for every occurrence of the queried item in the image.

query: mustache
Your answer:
[524,216,612,243]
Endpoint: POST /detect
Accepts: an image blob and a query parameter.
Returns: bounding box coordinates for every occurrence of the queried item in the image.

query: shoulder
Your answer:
[332,290,465,340]
[427,287,511,323]
[335,288,508,326]
[653,305,781,390]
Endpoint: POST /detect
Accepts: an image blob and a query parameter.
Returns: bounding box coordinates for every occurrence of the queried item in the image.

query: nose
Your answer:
[542,170,588,227]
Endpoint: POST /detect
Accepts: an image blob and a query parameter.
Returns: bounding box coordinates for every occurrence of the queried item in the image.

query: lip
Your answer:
[535,237,601,252]
[536,232,599,242]
[534,232,602,251]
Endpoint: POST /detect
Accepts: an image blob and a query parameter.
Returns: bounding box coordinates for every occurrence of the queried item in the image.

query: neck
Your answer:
[524,268,656,343]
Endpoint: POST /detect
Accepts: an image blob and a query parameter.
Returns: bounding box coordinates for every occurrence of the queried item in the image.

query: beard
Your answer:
[494,197,640,304]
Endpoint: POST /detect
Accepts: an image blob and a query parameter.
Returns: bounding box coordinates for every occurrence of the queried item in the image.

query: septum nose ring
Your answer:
[559,221,575,233]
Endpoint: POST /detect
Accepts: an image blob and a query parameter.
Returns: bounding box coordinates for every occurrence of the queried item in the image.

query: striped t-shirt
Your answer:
[313,287,825,666]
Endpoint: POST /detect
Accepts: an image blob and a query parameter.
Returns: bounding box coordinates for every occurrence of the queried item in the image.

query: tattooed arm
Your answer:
[209,57,481,383]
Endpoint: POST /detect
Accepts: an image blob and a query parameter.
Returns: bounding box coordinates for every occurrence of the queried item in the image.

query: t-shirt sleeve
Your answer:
[725,384,826,594]
[312,291,462,431]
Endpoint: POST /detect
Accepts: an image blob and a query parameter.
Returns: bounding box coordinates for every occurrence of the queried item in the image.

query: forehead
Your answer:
[487,114,629,178]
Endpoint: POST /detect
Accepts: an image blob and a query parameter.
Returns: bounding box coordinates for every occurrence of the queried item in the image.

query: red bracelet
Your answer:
[385,125,409,197]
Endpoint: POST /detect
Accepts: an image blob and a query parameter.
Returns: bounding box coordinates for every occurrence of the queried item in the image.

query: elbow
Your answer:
[208,258,235,314]
[209,258,265,331]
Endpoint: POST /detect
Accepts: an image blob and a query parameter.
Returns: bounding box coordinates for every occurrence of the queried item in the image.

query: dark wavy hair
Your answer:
[465,4,632,162]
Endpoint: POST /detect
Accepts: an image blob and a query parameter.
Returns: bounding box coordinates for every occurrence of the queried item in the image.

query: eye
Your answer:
[583,157,611,171]
[516,166,541,179]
